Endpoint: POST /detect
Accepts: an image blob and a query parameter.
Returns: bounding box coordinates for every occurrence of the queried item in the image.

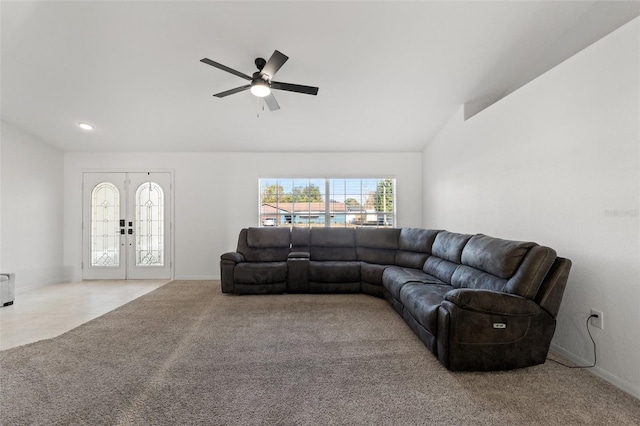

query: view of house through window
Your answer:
[259,178,395,228]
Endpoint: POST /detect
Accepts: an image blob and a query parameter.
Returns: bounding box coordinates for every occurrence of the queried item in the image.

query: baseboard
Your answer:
[550,343,640,399]
[172,275,220,281]
[15,278,64,295]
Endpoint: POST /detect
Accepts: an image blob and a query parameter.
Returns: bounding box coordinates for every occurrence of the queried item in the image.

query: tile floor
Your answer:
[0,280,169,351]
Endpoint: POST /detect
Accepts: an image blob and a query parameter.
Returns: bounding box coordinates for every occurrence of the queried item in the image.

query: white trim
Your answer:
[173,275,220,281]
[15,278,64,295]
[550,343,640,399]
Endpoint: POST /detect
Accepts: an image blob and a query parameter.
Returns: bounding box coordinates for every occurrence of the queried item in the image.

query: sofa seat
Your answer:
[360,262,388,285]
[382,266,445,301]
[360,262,390,297]
[233,262,288,294]
[235,262,288,284]
[308,260,361,293]
[400,283,454,335]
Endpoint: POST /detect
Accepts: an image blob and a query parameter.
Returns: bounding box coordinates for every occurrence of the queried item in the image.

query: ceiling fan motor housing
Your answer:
[255,57,267,71]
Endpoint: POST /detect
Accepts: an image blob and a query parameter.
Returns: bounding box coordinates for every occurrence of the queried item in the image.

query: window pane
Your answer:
[259,178,395,228]
[91,182,120,266]
[135,182,164,266]
[328,179,345,228]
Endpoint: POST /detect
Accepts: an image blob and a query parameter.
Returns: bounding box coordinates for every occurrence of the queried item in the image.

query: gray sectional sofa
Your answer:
[220,227,571,371]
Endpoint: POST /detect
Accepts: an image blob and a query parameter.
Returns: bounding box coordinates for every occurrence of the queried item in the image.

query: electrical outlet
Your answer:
[590,309,604,330]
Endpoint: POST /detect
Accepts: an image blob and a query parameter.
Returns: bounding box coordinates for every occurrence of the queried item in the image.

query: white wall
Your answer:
[0,121,65,291]
[64,152,422,281]
[422,18,639,397]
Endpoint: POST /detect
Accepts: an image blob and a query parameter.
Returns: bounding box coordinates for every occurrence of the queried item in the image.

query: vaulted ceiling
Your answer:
[2,1,638,153]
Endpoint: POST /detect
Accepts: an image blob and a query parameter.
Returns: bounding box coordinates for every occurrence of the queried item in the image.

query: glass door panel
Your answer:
[83,173,127,279]
[91,182,121,266]
[135,181,164,266]
[126,172,171,279]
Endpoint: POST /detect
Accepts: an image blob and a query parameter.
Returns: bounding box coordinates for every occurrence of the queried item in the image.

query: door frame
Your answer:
[81,168,175,280]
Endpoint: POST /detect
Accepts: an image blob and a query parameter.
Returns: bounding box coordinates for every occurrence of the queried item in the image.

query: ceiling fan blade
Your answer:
[271,81,319,96]
[263,93,280,111]
[200,58,252,81]
[213,85,251,98]
[261,50,288,79]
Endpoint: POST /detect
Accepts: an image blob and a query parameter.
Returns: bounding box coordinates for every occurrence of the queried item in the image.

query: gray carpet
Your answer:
[1,281,639,425]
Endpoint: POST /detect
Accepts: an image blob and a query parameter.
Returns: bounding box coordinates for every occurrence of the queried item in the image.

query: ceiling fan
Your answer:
[200,50,319,111]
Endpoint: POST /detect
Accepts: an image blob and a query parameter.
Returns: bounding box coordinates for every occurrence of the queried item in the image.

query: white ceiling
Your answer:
[2,1,639,153]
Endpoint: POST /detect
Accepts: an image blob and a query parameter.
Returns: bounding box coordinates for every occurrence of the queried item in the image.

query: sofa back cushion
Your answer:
[451,234,557,298]
[247,227,291,248]
[356,228,400,265]
[460,234,536,279]
[291,227,311,251]
[431,231,472,263]
[422,232,472,283]
[395,228,440,269]
[309,228,356,261]
[237,228,291,262]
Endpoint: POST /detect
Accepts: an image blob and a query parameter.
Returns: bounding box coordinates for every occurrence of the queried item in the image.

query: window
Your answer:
[259,178,395,228]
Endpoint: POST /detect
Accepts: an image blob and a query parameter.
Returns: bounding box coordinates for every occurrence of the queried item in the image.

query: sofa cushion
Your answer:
[310,228,356,261]
[400,283,454,334]
[238,228,290,262]
[356,227,400,249]
[431,231,473,263]
[395,228,440,269]
[357,247,397,265]
[382,266,444,300]
[247,227,291,248]
[291,227,311,251]
[461,234,536,279]
[422,256,461,285]
[361,262,389,285]
[309,261,360,283]
[234,262,288,285]
[356,228,400,264]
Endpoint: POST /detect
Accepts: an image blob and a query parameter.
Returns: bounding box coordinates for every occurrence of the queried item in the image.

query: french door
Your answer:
[82,172,172,280]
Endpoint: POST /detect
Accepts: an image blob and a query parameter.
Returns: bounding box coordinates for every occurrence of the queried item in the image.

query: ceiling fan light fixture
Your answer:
[250,79,271,97]
[78,122,94,131]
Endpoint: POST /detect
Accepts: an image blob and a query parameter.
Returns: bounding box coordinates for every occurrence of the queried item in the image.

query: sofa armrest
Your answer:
[287,253,309,293]
[288,251,310,259]
[444,288,540,316]
[221,252,245,263]
[220,253,244,294]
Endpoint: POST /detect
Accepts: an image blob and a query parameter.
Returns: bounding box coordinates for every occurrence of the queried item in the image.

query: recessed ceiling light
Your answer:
[78,122,94,131]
